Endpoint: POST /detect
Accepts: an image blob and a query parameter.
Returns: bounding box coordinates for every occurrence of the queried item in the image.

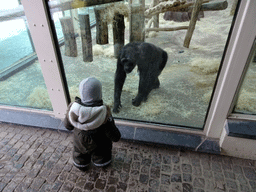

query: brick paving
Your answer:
[0,122,256,192]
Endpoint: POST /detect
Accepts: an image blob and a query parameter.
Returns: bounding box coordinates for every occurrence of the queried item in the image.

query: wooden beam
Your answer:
[183,0,203,48]
[71,0,123,8]
[145,26,189,32]
[188,1,228,12]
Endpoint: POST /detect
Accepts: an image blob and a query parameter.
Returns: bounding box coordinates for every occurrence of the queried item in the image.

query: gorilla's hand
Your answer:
[113,102,122,113]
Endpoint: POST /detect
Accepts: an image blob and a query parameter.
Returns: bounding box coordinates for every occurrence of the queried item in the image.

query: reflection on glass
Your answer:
[233,39,256,115]
[0,2,52,110]
[48,0,238,128]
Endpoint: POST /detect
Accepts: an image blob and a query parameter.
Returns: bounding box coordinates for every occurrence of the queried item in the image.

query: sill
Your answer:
[226,119,256,140]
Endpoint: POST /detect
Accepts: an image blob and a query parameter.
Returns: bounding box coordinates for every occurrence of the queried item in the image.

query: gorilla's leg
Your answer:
[152,78,160,89]
[141,78,160,102]
[132,72,158,106]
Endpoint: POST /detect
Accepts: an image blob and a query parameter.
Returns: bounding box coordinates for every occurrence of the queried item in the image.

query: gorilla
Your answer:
[113,42,168,113]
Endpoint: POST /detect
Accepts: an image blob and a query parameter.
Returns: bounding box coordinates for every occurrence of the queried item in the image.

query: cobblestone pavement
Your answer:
[0,123,256,192]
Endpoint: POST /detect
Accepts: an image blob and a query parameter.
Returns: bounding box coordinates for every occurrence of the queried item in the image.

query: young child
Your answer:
[64,77,121,169]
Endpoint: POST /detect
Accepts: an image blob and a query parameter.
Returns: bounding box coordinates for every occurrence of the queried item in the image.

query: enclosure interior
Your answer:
[1,0,253,129]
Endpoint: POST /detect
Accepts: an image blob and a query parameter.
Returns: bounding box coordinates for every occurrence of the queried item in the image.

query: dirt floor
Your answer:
[2,0,255,129]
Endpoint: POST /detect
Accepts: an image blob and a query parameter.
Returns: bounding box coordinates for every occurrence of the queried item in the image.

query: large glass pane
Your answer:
[0,1,52,110]
[48,0,238,128]
[233,38,256,115]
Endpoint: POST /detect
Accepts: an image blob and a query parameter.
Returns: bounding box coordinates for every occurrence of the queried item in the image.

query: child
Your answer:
[64,77,121,169]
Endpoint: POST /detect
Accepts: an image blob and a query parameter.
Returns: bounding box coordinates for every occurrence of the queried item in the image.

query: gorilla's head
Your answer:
[121,58,136,74]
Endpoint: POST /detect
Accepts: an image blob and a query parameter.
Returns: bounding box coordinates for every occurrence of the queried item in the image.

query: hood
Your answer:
[69,102,107,131]
[79,77,102,105]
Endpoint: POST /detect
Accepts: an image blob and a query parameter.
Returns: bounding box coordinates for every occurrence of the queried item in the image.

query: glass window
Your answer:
[233,38,256,115]
[48,0,239,128]
[0,1,52,111]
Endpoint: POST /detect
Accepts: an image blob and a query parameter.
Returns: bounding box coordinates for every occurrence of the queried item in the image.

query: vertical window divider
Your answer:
[203,0,256,139]
[22,0,70,119]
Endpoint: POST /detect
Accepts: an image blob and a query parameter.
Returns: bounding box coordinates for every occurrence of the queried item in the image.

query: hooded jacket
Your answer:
[68,101,107,131]
[63,77,121,142]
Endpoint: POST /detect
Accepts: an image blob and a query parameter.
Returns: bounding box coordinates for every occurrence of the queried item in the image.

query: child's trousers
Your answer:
[73,127,113,167]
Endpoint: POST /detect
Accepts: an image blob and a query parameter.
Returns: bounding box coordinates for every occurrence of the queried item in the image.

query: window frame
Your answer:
[0,0,254,141]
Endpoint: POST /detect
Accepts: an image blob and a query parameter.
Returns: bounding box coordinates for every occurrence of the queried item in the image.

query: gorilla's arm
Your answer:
[113,57,127,113]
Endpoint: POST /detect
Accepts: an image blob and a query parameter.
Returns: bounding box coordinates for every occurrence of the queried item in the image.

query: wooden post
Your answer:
[153,0,159,28]
[230,0,238,16]
[183,0,203,48]
[129,4,145,42]
[146,26,189,32]
[113,13,125,58]
[60,16,77,57]
[79,13,93,62]
[94,6,108,45]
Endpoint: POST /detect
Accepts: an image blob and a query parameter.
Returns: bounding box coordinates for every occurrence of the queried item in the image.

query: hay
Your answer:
[69,85,79,102]
[27,87,52,110]
[93,44,104,56]
[190,57,221,75]
[93,44,115,58]
[103,2,129,24]
[133,93,165,118]
[236,90,256,113]
[202,90,212,103]
[146,31,158,38]
[193,74,217,88]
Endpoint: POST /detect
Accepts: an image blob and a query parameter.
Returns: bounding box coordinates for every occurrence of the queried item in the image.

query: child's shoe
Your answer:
[92,153,112,167]
[73,157,91,171]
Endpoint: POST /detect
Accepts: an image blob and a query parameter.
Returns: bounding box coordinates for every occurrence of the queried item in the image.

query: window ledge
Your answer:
[226,119,256,140]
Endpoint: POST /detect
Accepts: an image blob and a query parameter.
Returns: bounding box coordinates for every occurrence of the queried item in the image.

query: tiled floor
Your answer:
[0,122,255,192]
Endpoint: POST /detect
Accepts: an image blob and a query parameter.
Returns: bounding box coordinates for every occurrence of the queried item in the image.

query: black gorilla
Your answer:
[113,42,168,113]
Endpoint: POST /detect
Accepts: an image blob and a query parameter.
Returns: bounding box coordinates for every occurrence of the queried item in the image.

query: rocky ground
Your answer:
[0,122,256,192]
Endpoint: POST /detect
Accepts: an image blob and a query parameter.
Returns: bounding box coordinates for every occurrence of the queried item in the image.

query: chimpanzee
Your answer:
[113,42,168,113]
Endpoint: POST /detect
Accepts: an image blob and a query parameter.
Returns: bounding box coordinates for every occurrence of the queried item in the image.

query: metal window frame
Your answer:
[203,0,256,138]
[21,0,70,119]
[2,0,252,141]
[228,38,256,120]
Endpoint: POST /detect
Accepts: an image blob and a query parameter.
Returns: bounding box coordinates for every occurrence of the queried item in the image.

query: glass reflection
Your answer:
[0,1,52,110]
